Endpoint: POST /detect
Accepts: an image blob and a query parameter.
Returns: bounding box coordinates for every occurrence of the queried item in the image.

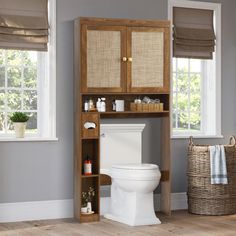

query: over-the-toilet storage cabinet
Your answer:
[74,17,171,223]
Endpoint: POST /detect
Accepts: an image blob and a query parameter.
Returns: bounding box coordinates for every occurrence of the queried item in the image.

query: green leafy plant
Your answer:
[81,187,95,207]
[10,112,29,123]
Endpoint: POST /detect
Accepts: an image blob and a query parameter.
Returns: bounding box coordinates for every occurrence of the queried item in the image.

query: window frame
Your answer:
[0,0,57,141]
[168,0,222,139]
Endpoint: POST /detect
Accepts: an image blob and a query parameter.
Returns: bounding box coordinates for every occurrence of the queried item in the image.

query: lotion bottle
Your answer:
[84,100,89,112]
[96,98,101,112]
[84,155,92,175]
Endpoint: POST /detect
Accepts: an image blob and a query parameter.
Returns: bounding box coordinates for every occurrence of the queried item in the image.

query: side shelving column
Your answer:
[74,17,102,221]
[80,113,100,222]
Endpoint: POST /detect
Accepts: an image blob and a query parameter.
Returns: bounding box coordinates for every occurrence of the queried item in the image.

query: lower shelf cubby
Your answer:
[80,177,100,223]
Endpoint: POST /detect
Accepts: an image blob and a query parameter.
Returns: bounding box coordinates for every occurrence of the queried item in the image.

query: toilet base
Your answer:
[104,213,161,226]
[105,182,161,226]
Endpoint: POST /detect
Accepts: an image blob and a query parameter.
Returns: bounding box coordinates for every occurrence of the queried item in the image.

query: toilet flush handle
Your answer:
[100,133,105,137]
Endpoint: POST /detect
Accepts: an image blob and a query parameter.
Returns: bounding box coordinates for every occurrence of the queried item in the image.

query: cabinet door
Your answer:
[81,25,127,93]
[127,27,170,93]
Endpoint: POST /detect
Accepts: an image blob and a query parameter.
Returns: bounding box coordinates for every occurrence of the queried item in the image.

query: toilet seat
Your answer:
[112,163,158,170]
[111,163,160,181]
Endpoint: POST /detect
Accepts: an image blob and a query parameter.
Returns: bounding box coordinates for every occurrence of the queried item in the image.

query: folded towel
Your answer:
[209,145,228,184]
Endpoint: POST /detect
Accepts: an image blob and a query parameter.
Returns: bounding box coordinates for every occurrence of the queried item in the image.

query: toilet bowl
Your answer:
[104,163,161,226]
[112,163,160,193]
[100,124,161,226]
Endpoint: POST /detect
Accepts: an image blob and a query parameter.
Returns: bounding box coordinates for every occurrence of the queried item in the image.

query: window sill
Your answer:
[172,135,224,139]
[0,137,59,142]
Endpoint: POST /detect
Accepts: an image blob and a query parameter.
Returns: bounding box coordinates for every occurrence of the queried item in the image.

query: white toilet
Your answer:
[100,124,161,226]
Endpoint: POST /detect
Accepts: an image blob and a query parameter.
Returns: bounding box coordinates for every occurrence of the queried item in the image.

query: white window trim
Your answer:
[40,0,57,140]
[168,0,222,139]
[0,0,57,142]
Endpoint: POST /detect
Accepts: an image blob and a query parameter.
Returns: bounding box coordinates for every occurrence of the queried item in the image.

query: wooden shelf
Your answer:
[99,111,169,114]
[82,111,169,118]
[101,111,169,118]
[82,174,99,178]
[81,137,99,140]
[80,213,100,223]
[83,111,169,114]
[81,92,170,95]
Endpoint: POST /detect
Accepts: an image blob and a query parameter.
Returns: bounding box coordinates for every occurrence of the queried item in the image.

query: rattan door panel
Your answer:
[127,27,170,93]
[81,25,126,93]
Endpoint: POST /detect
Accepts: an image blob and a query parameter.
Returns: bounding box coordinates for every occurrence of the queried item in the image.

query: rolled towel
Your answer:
[209,145,228,184]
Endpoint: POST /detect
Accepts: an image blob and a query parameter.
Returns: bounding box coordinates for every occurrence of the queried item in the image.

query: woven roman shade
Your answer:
[0,0,49,51]
[173,7,216,59]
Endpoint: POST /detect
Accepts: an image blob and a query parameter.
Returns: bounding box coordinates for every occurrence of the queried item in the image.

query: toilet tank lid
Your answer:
[112,163,158,170]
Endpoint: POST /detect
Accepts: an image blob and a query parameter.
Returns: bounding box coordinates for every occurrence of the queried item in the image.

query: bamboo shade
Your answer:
[87,30,121,88]
[132,31,164,87]
[0,0,49,51]
[173,7,216,59]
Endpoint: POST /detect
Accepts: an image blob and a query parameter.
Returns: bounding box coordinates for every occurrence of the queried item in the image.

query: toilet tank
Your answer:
[100,124,145,174]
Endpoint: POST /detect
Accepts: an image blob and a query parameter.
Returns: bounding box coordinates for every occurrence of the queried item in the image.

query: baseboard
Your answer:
[0,199,73,223]
[0,193,187,223]
[170,192,188,210]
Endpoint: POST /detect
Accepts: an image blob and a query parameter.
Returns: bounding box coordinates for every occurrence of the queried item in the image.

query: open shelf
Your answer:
[82,174,99,178]
[82,94,170,112]
[81,177,100,222]
[82,139,99,175]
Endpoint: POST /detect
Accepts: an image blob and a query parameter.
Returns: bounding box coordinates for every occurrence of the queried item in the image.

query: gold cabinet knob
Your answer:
[122,57,127,62]
[128,57,132,62]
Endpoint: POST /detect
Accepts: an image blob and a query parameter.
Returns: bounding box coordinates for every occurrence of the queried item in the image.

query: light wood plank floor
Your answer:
[0,211,236,236]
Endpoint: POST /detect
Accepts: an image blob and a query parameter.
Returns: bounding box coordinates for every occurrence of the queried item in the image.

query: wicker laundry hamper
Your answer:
[187,136,236,215]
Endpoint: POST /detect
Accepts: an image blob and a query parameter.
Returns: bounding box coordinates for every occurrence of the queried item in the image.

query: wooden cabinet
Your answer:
[74,17,171,223]
[80,18,170,93]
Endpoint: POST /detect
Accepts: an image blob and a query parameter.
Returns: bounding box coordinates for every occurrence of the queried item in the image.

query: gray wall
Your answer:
[0,0,235,203]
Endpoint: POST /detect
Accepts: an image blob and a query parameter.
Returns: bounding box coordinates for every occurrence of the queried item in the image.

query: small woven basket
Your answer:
[187,136,236,215]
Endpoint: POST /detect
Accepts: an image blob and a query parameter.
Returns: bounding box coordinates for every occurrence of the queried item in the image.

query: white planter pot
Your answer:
[13,122,26,138]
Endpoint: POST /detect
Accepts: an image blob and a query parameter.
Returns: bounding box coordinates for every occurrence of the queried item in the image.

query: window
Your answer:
[0,0,56,139]
[169,0,221,138]
[0,50,38,135]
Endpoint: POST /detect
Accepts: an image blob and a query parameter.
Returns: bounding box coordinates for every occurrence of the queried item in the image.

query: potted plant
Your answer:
[81,187,95,213]
[10,112,29,138]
